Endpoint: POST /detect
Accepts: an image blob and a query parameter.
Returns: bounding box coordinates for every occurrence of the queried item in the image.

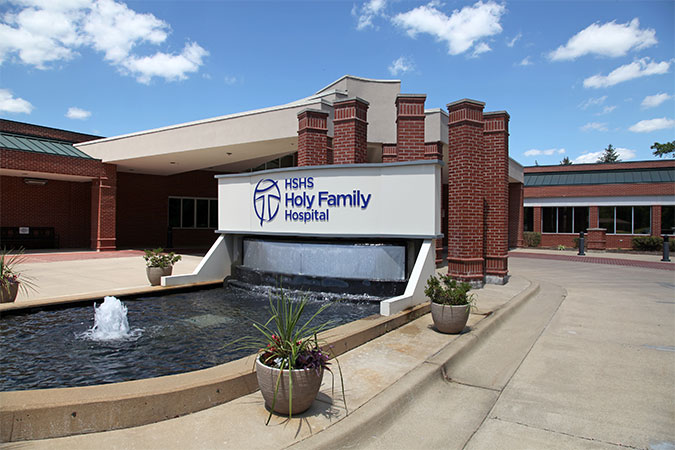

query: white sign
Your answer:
[215,161,441,238]
[19,227,29,235]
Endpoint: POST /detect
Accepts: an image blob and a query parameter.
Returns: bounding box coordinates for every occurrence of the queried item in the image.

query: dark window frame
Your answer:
[541,206,589,234]
[598,206,651,235]
[168,196,218,229]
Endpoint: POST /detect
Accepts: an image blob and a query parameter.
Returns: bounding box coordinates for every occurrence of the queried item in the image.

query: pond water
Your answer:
[0,286,380,392]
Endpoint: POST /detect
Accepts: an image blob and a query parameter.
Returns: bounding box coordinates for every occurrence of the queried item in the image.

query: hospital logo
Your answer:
[253,178,281,226]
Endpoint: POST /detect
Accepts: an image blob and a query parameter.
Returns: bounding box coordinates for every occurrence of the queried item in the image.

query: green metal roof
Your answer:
[525,167,675,187]
[0,132,94,159]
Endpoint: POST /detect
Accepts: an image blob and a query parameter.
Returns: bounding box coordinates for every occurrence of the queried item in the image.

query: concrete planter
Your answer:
[146,266,173,286]
[255,357,323,415]
[431,302,470,334]
[0,282,19,303]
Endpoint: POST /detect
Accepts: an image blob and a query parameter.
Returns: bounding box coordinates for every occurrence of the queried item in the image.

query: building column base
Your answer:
[92,237,116,251]
[447,257,484,287]
[485,255,508,277]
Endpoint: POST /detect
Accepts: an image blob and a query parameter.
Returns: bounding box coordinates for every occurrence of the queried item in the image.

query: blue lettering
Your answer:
[307,177,314,189]
[285,192,294,207]
[285,178,293,189]
[361,193,371,209]
[318,191,329,206]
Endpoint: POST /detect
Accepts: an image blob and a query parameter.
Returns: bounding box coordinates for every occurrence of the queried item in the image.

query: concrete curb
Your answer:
[289,279,541,450]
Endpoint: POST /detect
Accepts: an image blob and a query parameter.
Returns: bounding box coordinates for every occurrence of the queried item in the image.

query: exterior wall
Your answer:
[509,182,524,248]
[116,170,218,249]
[0,175,91,248]
[333,98,369,164]
[0,119,101,143]
[91,163,117,251]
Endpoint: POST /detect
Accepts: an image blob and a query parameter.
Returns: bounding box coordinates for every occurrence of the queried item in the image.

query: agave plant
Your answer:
[0,248,37,296]
[230,289,345,424]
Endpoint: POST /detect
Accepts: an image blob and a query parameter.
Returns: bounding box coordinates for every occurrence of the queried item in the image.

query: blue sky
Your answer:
[0,0,673,166]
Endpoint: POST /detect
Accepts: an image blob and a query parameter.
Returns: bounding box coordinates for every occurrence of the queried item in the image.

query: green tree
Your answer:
[597,144,621,163]
[560,156,572,165]
[651,140,675,158]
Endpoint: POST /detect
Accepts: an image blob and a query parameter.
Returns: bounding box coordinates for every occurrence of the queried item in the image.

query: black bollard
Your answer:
[578,231,585,256]
[662,235,670,262]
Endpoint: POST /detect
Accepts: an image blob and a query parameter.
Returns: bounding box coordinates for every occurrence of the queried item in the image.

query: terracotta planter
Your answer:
[431,302,470,334]
[255,357,324,415]
[0,281,19,303]
[146,266,173,286]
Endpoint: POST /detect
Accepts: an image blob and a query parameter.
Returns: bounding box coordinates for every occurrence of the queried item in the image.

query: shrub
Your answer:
[424,274,474,306]
[143,248,182,268]
[523,232,541,247]
[632,236,663,251]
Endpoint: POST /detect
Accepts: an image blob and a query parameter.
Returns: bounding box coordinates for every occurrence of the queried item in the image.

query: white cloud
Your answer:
[596,105,617,115]
[641,92,672,109]
[353,0,388,30]
[223,75,237,85]
[0,0,207,83]
[574,147,636,163]
[579,95,606,109]
[0,88,33,113]
[471,42,491,57]
[583,58,670,89]
[519,56,532,66]
[66,106,90,119]
[506,32,521,47]
[392,1,505,56]
[388,56,414,76]
[524,148,565,156]
[628,117,675,133]
[549,18,657,61]
[580,122,608,132]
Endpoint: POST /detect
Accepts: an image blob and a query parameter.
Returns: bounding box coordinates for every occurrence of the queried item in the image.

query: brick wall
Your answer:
[525,183,673,198]
[0,119,101,143]
[333,98,369,164]
[0,175,91,248]
[509,182,524,248]
[116,170,218,249]
[525,160,675,173]
[0,148,101,177]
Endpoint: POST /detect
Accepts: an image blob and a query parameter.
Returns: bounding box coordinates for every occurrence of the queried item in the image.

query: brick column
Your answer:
[509,182,524,248]
[447,99,485,286]
[297,109,329,166]
[589,206,599,228]
[90,163,117,251]
[533,207,542,233]
[587,228,607,250]
[382,143,397,163]
[652,205,661,236]
[333,97,369,164]
[424,141,443,160]
[396,94,426,162]
[483,111,510,283]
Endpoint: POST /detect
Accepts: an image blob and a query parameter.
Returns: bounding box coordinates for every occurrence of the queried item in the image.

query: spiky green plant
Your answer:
[0,248,37,296]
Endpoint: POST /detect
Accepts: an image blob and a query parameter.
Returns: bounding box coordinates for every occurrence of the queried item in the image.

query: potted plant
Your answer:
[424,274,474,334]
[1,248,36,303]
[233,289,345,424]
[143,248,182,286]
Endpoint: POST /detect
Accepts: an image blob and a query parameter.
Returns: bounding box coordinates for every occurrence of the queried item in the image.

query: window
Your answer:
[168,197,218,229]
[598,206,651,235]
[523,207,534,232]
[249,153,297,173]
[662,205,675,235]
[541,207,589,233]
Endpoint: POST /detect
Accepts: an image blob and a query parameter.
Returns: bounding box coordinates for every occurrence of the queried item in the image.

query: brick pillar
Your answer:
[533,207,542,233]
[587,228,607,250]
[589,206,599,228]
[333,97,369,164]
[382,143,397,163]
[447,99,485,286]
[297,109,329,166]
[652,205,661,236]
[396,94,426,162]
[90,163,117,251]
[327,137,334,164]
[509,182,524,248]
[424,141,443,160]
[483,111,510,282]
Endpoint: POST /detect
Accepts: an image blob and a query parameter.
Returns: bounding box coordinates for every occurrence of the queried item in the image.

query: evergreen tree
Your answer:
[597,144,621,163]
[651,141,675,158]
[560,156,572,165]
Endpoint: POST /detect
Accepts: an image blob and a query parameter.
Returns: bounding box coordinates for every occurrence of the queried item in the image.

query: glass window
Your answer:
[573,207,589,233]
[542,207,556,233]
[662,205,675,235]
[168,198,181,228]
[181,198,195,228]
[196,199,209,228]
[558,207,573,233]
[209,200,218,229]
[633,206,650,235]
[615,206,632,234]
[599,206,615,234]
[523,207,534,232]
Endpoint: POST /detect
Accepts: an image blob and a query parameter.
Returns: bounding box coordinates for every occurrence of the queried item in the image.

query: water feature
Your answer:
[0,286,380,392]
[79,296,141,341]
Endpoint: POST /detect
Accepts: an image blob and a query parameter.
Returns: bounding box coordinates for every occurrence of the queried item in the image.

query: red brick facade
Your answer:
[0,119,101,143]
[395,95,426,162]
[333,98,369,164]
